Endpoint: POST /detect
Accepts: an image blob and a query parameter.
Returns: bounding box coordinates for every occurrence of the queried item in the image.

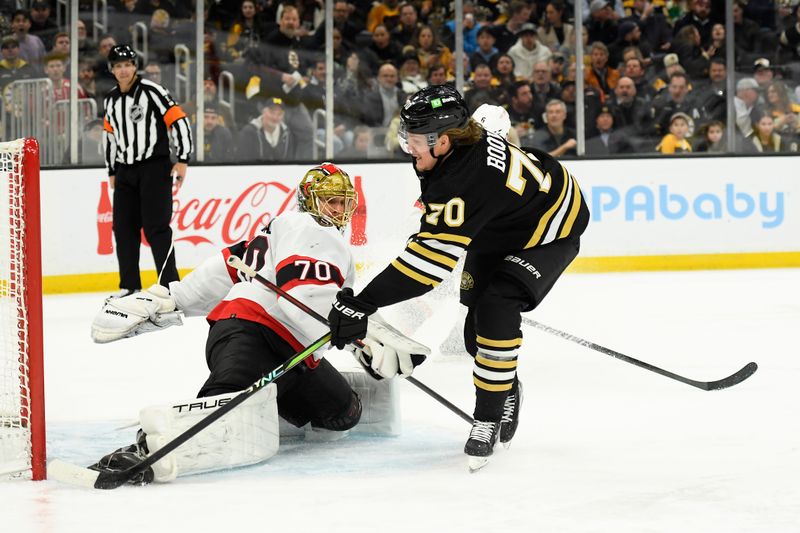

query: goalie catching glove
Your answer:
[91,285,182,343]
[351,313,430,379]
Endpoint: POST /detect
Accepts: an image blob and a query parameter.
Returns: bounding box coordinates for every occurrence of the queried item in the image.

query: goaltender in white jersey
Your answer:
[76,163,428,486]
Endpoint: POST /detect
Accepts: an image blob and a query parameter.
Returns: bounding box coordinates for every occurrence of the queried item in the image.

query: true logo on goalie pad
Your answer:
[173,397,232,413]
[104,309,129,318]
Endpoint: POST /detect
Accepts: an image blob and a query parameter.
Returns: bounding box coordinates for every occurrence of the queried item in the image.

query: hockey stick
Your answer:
[226,255,474,425]
[521,317,758,391]
[48,332,332,489]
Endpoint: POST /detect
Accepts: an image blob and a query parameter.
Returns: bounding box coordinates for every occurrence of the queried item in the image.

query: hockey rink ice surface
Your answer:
[3,268,799,533]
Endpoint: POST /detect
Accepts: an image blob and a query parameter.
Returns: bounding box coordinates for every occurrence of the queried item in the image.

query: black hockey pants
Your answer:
[198,318,361,431]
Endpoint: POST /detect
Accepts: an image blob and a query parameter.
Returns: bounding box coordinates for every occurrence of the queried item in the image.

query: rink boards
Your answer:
[39,156,800,293]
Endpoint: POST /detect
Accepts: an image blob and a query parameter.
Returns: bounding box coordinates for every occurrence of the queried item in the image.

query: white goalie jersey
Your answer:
[170,210,355,352]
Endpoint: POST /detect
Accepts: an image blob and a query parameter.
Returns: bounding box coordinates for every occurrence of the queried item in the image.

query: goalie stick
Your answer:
[48,333,332,489]
[521,317,758,391]
[226,255,474,425]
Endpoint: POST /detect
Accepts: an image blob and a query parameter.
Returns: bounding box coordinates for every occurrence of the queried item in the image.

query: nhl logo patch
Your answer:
[129,103,145,123]
[460,271,474,290]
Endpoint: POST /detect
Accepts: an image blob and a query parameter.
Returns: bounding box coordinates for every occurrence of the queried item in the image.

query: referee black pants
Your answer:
[113,156,179,290]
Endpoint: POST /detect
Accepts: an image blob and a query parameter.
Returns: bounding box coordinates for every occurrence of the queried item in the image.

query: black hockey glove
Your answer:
[328,288,377,349]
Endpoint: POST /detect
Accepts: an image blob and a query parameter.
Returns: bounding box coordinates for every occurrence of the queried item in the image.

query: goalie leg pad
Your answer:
[340,369,401,436]
[138,384,279,482]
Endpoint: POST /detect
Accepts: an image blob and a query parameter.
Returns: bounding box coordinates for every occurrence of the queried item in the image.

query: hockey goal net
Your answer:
[0,138,45,480]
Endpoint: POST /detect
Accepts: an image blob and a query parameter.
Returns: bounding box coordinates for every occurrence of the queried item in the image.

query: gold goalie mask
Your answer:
[297,163,358,230]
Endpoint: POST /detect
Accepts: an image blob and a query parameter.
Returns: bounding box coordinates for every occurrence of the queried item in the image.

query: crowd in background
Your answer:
[2,0,800,165]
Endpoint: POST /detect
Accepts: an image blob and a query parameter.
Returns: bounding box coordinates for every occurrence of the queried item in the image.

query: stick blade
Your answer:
[48,459,130,490]
[48,459,101,488]
[704,362,758,391]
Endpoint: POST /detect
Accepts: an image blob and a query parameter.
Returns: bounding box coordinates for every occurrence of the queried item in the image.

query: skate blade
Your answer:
[502,441,511,450]
[468,456,489,473]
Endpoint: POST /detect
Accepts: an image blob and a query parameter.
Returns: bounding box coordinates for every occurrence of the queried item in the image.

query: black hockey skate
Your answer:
[500,379,523,448]
[465,420,500,473]
[88,430,153,486]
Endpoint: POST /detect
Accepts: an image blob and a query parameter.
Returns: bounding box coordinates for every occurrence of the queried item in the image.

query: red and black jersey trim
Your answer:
[222,241,247,284]
[275,255,345,294]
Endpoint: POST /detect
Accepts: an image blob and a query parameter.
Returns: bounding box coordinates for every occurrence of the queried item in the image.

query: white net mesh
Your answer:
[0,139,32,478]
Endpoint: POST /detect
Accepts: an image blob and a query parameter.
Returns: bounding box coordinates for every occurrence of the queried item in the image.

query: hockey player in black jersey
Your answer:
[328,84,590,471]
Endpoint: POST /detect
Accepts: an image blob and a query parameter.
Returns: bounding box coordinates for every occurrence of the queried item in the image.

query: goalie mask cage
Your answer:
[0,138,45,480]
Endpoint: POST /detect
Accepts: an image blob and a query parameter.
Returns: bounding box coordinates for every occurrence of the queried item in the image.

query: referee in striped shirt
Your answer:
[103,44,193,297]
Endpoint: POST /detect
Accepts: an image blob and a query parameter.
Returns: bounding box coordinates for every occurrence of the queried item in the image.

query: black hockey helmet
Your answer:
[400,84,469,136]
[108,44,138,68]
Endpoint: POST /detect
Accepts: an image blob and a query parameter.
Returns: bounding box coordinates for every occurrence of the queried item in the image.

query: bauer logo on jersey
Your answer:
[460,271,475,290]
[128,103,145,123]
[504,255,542,279]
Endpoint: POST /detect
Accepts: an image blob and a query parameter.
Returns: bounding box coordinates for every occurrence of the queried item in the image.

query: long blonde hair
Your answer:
[442,118,484,145]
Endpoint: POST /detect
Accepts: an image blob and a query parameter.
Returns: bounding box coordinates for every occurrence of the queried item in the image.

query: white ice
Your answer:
[2,268,799,533]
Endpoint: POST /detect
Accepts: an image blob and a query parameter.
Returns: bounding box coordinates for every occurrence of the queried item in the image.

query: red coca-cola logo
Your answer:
[171,181,297,246]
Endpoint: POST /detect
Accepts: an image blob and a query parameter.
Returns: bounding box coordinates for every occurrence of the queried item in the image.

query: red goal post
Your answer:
[0,138,45,480]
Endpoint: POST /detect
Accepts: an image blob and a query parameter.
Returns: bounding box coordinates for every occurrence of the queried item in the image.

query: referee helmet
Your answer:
[108,44,138,69]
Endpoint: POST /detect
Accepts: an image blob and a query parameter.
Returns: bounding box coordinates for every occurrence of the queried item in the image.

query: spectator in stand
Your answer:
[77,58,100,114]
[609,75,651,150]
[10,10,46,66]
[549,52,567,84]
[337,51,375,124]
[441,3,481,56]
[77,19,96,57]
[202,105,235,162]
[413,25,453,79]
[148,9,177,66]
[608,19,652,70]
[586,105,635,155]
[559,78,577,128]
[45,54,88,102]
[584,42,620,102]
[734,77,764,140]
[362,62,406,128]
[367,24,403,72]
[492,54,518,102]
[426,63,448,86]
[0,36,36,113]
[29,1,57,51]
[508,23,552,81]
[366,0,400,33]
[470,26,499,72]
[693,120,725,152]
[778,3,800,64]
[237,97,298,161]
[399,46,427,94]
[94,34,118,100]
[752,58,776,92]
[655,111,693,154]
[107,0,149,43]
[391,2,421,47]
[50,31,70,57]
[706,23,726,62]
[182,75,236,130]
[651,72,702,139]
[507,80,538,145]
[693,58,727,125]
[143,61,162,85]
[671,25,709,81]
[331,1,363,48]
[338,124,389,159]
[464,63,500,112]
[538,1,575,54]
[744,114,793,153]
[732,0,763,68]
[491,1,535,54]
[624,56,654,101]
[532,99,577,156]
[80,118,105,165]
[531,61,561,129]
[587,0,619,46]
[765,81,800,142]
[225,0,266,61]
[621,0,672,57]
[651,53,686,95]
[672,0,716,48]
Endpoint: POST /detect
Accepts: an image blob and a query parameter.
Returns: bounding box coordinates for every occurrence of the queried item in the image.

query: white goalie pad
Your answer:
[138,385,279,482]
[277,368,401,439]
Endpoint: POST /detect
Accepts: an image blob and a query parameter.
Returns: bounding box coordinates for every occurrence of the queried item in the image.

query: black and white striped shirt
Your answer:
[102,76,193,175]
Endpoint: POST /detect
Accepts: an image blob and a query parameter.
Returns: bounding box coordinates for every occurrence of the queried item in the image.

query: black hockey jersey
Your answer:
[359,131,589,308]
